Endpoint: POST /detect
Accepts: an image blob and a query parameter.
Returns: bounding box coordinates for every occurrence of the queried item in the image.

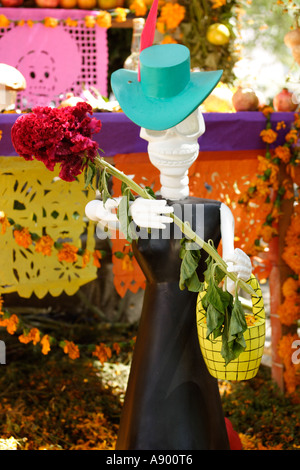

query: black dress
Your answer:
[115,197,230,450]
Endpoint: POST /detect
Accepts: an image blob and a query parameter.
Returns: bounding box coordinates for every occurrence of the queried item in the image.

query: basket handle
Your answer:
[245,274,265,321]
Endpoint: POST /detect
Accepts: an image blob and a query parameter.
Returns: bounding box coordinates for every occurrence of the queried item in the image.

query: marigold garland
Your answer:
[239,106,300,395]
[0,293,124,362]
[0,213,105,269]
[0,2,186,46]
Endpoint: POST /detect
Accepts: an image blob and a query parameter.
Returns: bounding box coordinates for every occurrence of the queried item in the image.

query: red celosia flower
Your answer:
[11,102,101,182]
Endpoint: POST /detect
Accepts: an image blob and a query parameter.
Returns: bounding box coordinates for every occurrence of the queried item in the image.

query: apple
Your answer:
[206,23,230,46]
[77,0,97,8]
[35,0,59,6]
[59,0,77,7]
[1,0,24,6]
[98,0,124,9]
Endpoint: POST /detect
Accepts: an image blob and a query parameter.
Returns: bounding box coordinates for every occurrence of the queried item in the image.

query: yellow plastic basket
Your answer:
[196,275,265,381]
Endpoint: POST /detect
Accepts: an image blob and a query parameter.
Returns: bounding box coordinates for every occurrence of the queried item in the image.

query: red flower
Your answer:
[11,102,101,182]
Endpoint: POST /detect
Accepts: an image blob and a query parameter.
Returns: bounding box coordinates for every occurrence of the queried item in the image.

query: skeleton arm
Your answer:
[85,198,252,290]
[220,203,252,292]
[85,197,174,232]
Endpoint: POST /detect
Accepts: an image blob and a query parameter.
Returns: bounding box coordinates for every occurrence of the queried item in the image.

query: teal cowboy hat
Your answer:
[111,43,223,131]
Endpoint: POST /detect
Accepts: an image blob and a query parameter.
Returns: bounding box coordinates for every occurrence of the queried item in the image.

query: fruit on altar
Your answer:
[232,86,259,112]
[77,0,96,8]
[58,93,85,108]
[35,0,59,6]
[202,82,235,112]
[98,0,123,8]
[0,0,23,6]
[59,0,77,7]
[291,44,300,65]
[206,23,230,46]
[284,28,300,49]
[273,88,297,112]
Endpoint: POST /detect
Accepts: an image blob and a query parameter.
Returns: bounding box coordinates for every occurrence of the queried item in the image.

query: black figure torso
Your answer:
[116,197,230,450]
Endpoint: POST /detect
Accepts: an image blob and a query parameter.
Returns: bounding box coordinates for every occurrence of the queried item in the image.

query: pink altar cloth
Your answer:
[0,8,108,107]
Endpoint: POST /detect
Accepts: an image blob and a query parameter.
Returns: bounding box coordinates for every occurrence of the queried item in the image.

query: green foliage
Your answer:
[180,0,239,83]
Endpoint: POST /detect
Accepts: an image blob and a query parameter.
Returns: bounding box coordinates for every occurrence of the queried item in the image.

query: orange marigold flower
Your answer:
[260,129,278,144]
[282,277,300,299]
[278,334,300,394]
[254,178,271,198]
[161,34,177,44]
[122,253,134,272]
[270,206,282,223]
[281,179,294,199]
[282,245,300,275]
[0,15,10,28]
[278,298,299,326]
[65,17,78,27]
[41,334,51,355]
[63,340,80,360]
[114,7,127,22]
[257,155,270,173]
[0,314,19,335]
[113,342,121,355]
[92,343,112,364]
[156,20,166,34]
[130,0,147,17]
[14,227,32,248]
[210,0,226,8]
[27,20,34,28]
[95,11,111,28]
[82,249,91,268]
[19,327,40,345]
[274,145,291,163]
[245,314,257,327]
[84,15,96,28]
[35,235,54,256]
[276,121,286,130]
[92,250,102,268]
[294,114,300,128]
[258,224,278,243]
[285,129,298,144]
[159,3,186,30]
[44,17,58,28]
[260,105,274,117]
[0,295,3,315]
[0,212,10,234]
[57,243,78,263]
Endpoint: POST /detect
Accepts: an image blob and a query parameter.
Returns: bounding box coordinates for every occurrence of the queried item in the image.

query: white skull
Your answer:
[140,108,205,200]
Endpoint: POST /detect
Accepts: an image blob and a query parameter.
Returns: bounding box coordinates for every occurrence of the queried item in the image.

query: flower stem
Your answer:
[95,156,256,297]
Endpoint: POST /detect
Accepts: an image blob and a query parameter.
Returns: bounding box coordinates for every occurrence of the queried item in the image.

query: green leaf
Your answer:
[144,186,156,199]
[116,193,137,243]
[205,280,232,315]
[84,163,95,189]
[100,169,111,205]
[206,303,224,339]
[228,293,247,340]
[179,240,202,291]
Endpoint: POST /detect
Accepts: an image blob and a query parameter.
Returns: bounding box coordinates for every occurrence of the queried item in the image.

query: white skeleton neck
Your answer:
[140,108,205,200]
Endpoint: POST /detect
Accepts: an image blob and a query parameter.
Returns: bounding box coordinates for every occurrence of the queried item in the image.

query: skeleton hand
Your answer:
[224,248,252,294]
[85,198,120,231]
[130,198,174,229]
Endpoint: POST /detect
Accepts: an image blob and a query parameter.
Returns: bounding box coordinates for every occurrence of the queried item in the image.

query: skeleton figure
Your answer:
[85,108,251,450]
[85,109,251,290]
